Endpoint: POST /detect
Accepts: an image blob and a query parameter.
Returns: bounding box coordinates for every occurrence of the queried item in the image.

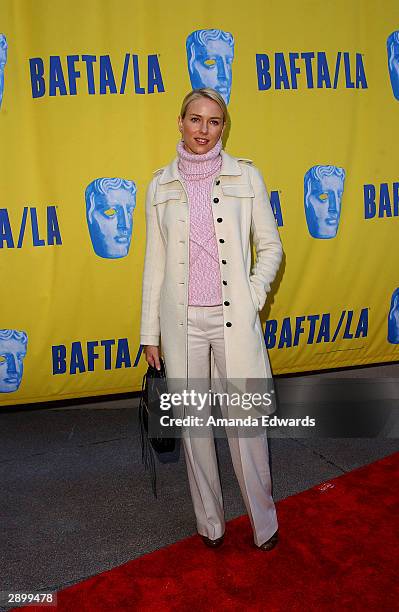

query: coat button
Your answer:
[217,218,223,223]
[216,180,220,185]
[224,301,230,306]
[213,197,219,203]
[226,321,232,327]
[219,238,225,243]
[223,280,227,285]
[222,259,227,264]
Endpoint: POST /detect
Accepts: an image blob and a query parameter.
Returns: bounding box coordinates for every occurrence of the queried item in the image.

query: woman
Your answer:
[140,88,283,550]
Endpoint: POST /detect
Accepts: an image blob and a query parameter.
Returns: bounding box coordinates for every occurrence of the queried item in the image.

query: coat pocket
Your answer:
[248,279,260,312]
[153,190,183,205]
[221,184,255,198]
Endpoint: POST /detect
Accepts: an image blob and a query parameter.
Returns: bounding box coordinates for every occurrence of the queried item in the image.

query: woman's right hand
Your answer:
[144,345,162,370]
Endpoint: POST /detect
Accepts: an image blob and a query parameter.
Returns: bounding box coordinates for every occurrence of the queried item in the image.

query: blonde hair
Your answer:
[180,88,228,124]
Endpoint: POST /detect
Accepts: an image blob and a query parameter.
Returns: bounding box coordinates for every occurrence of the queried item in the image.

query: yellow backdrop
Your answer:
[1,0,398,405]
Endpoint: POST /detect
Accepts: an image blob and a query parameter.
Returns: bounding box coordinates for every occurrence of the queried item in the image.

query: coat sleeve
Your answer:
[248,164,283,311]
[140,176,166,346]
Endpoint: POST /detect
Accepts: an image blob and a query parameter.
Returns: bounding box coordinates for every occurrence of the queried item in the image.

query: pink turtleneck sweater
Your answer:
[177,138,223,306]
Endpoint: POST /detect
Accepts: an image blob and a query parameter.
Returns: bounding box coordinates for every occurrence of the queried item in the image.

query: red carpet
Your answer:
[13,452,399,611]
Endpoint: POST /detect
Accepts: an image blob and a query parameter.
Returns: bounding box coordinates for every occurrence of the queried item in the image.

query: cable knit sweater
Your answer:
[177,138,223,306]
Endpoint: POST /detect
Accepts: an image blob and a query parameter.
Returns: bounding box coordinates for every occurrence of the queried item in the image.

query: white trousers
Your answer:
[181,304,278,546]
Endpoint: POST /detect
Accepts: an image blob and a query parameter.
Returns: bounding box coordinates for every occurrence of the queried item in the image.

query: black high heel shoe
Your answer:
[256,530,278,551]
[201,534,225,548]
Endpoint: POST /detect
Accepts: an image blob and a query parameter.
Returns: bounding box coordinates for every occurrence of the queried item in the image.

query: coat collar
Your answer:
[154,149,251,185]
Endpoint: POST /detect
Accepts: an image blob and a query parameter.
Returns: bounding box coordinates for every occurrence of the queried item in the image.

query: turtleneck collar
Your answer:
[177,137,222,181]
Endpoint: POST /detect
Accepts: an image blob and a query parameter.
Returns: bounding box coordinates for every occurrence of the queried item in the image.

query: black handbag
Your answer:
[138,357,176,498]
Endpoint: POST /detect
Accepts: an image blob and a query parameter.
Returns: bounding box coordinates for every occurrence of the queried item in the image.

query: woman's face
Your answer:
[178,97,225,154]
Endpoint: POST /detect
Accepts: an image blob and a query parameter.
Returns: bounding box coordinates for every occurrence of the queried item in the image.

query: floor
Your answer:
[1,364,398,610]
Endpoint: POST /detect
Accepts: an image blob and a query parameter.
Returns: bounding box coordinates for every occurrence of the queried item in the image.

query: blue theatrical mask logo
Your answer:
[387,31,399,101]
[304,165,346,239]
[85,178,137,259]
[186,29,234,104]
[0,34,7,109]
[388,288,399,344]
[0,330,28,393]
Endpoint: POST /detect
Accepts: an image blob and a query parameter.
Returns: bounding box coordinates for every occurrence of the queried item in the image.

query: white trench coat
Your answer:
[140,149,283,408]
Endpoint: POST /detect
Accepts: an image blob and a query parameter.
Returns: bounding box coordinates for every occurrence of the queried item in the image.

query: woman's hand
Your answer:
[144,345,162,370]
